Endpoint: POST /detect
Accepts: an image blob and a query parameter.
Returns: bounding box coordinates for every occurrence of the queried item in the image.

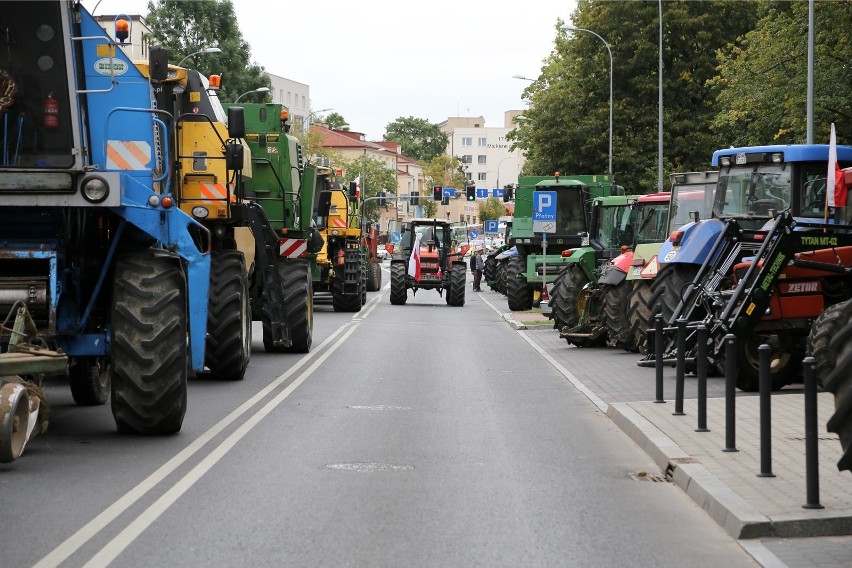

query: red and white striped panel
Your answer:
[331,218,347,228]
[106,140,152,170]
[279,238,307,258]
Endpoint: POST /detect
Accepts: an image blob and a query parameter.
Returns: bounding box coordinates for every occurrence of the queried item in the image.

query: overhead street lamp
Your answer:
[309,108,334,125]
[496,155,517,190]
[233,87,270,103]
[511,74,535,82]
[562,25,613,178]
[176,46,221,68]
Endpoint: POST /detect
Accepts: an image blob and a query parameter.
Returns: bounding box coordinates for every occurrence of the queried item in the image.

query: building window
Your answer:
[459,214,464,223]
[461,155,472,164]
[279,89,283,103]
[472,217,477,224]
[477,172,487,181]
[461,137,472,146]
[465,172,472,181]
[302,95,306,109]
[287,92,291,105]
[478,137,487,146]
[477,155,486,165]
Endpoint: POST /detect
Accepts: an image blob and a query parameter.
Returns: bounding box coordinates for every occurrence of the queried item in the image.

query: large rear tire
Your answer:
[496,259,508,295]
[366,262,382,292]
[603,282,634,350]
[550,264,588,330]
[728,335,795,392]
[279,260,313,353]
[110,250,187,435]
[332,266,362,312]
[484,256,497,287]
[651,263,701,326]
[447,264,466,306]
[205,250,251,381]
[506,255,533,311]
[390,262,408,305]
[69,356,110,406]
[625,280,656,355]
[825,321,852,472]
[807,299,852,387]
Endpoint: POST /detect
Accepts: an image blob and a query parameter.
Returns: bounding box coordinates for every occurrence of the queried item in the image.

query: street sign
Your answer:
[391,231,401,244]
[492,188,504,198]
[476,188,489,199]
[469,230,479,239]
[484,220,499,234]
[532,190,557,233]
[444,188,456,198]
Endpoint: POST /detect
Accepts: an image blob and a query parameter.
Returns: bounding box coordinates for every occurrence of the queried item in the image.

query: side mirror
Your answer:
[227,106,245,139]
[318,190,332,218]
[148,45,168,82]
[225,143,243,170]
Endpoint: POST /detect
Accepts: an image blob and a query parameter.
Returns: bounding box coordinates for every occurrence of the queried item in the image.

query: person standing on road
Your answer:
[473,249,485,292]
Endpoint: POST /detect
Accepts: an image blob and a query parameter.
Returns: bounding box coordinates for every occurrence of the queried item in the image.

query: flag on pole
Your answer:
[408,232,422,281]
[827,124,848,209]
[353,176,361,199]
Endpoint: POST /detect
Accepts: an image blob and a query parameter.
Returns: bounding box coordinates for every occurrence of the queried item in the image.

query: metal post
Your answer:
[695,325,709,432]
[723,334,738,452]
[802,357,824,509]
[654,314,665,403]
[757,344,775,477]
[673,318,686,416]
[541,232,547,300]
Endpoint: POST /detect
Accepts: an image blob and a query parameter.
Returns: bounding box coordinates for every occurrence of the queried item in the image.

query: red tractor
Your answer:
[389,218,467,306]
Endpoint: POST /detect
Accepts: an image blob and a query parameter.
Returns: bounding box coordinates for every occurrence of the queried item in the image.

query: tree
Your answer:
[478,198,505,222]
[144,0,269,103]
[323,112,349,130]
[421,155,468,193]
[509,0,758,192]
[384,117,449,162]
[710,0,852,146]
[345,155,397,223]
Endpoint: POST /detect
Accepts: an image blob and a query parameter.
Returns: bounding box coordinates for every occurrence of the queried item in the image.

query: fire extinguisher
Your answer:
[44,92,58,130]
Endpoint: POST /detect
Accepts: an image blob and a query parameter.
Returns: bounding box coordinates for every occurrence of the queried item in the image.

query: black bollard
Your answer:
[654,314,665,403]
[802,357,824,509]
[757,344,775,477]
[695,326,709,432]
[673,318,686,416]
[723,334,738,452]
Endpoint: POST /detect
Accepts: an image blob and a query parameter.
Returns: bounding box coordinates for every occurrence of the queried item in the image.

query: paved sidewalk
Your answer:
[493,304,852,543]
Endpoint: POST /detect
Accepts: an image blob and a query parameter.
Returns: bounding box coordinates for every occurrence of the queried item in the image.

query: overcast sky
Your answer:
[83,0,578,140]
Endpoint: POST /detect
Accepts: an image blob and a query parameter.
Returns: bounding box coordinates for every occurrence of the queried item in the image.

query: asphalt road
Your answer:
[1,264,758,567]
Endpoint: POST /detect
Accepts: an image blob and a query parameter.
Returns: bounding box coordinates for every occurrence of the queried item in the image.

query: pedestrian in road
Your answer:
[473,249,485,292]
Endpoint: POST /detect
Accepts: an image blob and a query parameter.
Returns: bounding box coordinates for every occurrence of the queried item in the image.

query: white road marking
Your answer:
[34,322,356,568]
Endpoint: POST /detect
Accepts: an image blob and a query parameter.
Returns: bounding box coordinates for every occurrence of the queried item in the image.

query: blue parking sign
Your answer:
[485,220,499,234]
[533,190,557,233]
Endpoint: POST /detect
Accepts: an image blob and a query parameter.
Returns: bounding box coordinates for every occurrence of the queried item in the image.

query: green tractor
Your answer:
[225,103,325,352]
[503,174,617,311]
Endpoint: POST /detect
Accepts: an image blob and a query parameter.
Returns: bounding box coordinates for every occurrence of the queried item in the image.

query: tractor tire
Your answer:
[69,356,110,406]
[205,250,251,381]
[390,262,408,305]
[484,256,497,287]
[807,298,852,387]
[506,255,533,311]
[603,282,634,351]
[550,264,588,330]
[625,280,657,355]
[651,263,700,326]
[332,266,362,312]
[110,250,187,435]
[825,321,852,472]
[496,260,507,295]
[278,260,313,353]
[366,262,382,292]
[723,334,796,392]
[361,265,367,306]
[447,264,466,306]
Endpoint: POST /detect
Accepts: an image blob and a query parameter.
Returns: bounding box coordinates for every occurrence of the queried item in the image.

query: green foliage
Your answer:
[345,155,397,223]
[384,117,449,161]
[510,0,759,193]
[144,0,269,103]
[323,112,349,130]
[478,197,505,222]
[711,0,852,145]
[421,200,438,218]
[421,155,468,192]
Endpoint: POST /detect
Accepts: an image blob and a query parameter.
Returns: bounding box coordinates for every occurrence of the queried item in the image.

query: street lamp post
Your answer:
[496,155,517,191]
[233,87,270,103]
[511,74,535,82]
[562,25,613,178]
[176,47,221,68]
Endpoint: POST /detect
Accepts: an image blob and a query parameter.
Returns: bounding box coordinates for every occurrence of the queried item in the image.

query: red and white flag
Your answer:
[827,123,848,208]
[408,232,422,281]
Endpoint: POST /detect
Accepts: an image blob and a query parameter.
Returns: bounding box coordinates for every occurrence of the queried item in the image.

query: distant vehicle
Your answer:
[377,244,389,260]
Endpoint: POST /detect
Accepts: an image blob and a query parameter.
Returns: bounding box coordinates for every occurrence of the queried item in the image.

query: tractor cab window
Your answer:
[413,224,447,248]
[597,204,634,249]
[634,203,669,245]
[797,163,849,219]
[670,186,715,230]
[0,2,75,168]
[555,187,587,234]
[715,165,791,219]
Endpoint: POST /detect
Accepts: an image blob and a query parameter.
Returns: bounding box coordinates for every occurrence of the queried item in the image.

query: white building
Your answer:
[267,73,310,134]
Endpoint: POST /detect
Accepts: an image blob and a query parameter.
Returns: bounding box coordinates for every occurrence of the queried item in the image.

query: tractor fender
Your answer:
[598,265,627,286]
[657,218,725,267]
[609,250,634,274]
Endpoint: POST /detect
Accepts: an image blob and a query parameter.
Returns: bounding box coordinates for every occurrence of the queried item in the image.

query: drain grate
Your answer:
[629,470,669,482]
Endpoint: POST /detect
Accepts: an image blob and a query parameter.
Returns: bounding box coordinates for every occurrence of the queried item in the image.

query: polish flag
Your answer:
[827,123,848,208]
[408,232,422,281]
[352,176,361,199]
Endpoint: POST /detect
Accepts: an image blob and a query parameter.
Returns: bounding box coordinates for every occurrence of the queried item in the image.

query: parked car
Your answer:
[377,244,389,260]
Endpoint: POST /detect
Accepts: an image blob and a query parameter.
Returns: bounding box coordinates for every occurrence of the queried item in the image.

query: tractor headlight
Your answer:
[81,176,109,203]
[192,206,209,219]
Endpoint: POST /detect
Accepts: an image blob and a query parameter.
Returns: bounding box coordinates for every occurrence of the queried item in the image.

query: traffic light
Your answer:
[410,191,419,206]
[466,185,476,201]
[433,185,443,201]
[378,191,387,207]
[503,184,514,202]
